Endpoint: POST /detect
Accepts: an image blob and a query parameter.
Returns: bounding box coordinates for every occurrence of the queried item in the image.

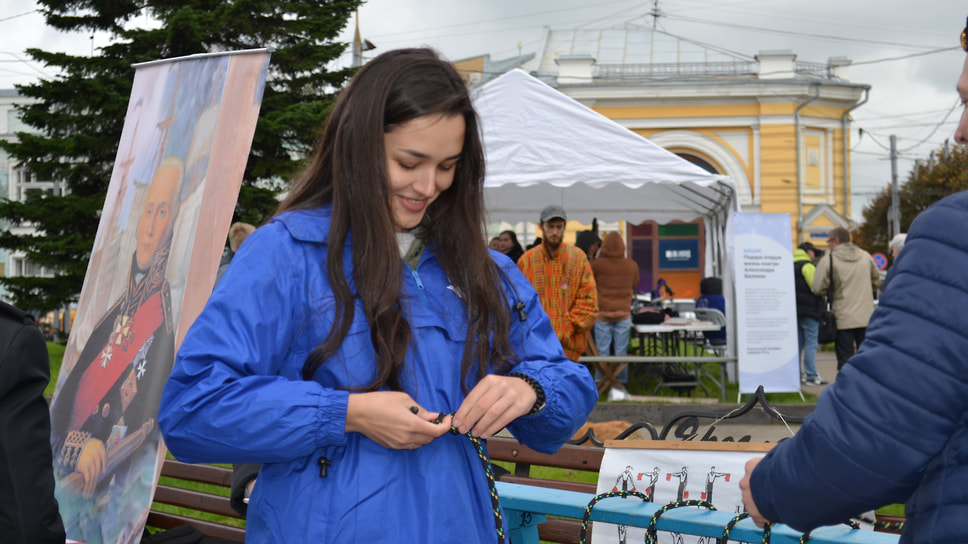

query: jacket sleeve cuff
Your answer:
[315,388,350,448]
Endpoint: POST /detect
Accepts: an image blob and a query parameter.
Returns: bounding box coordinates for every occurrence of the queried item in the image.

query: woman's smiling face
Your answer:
[384,113,465,232]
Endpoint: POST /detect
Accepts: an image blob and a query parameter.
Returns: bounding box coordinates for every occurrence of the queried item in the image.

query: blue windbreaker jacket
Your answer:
[750,191,968,542]
[158,206,598,543]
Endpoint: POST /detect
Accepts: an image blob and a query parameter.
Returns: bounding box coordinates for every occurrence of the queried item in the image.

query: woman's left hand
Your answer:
[452,374,537,439]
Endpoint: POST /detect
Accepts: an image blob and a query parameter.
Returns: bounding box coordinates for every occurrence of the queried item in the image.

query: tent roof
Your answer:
[472,69,737,225]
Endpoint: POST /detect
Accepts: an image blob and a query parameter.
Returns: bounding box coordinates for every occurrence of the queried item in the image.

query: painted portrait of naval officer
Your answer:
[50,157,182,528]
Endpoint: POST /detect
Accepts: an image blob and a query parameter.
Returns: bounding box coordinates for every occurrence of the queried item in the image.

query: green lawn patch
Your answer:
[45,341,65,398]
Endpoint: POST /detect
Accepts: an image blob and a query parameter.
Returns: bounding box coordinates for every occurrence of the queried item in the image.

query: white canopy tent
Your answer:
[472,69,741,357]
[472,69,739,278]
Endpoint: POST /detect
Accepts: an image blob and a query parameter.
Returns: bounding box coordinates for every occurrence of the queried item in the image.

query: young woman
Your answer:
[498,229,524,263]
[158,48,598,543]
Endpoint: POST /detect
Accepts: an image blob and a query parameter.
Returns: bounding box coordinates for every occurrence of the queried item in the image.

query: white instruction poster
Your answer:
[731,213,800,394]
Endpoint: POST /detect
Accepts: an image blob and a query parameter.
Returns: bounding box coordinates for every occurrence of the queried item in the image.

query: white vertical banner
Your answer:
[732,213,800,394]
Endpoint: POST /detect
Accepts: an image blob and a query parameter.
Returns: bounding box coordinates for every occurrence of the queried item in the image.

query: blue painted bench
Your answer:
[497,482,901,544]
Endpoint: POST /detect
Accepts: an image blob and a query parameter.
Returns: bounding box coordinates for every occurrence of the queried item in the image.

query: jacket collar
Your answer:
[273,206,335,244]
[271,205,438,266]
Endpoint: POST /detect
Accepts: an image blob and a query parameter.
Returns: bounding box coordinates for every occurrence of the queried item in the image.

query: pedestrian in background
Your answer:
[518,205,599,362]
[793,242,827,385]
[811,227,880,370]
[575,229,601,261]
[880,232,907,295]
[498,229,525,263]
[590,231,639,400]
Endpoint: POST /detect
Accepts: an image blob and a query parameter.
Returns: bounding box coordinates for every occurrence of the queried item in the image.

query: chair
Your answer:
[690,306,729,396]
[693,306,726,327]
[695,294,726,346]
[693,305,727,358]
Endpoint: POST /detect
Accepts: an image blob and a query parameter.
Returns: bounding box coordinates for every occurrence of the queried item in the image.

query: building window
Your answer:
[675,153,719,174]
[12,256,50,278]
[628,220,705,299]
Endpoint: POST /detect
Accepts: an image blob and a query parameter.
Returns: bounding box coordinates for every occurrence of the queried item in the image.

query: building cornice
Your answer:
[555,79,869,105]
[611,116,847,130]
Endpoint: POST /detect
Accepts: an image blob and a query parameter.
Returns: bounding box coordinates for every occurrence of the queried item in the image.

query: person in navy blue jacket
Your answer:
[740,20,968,542]
[158,48,598,543]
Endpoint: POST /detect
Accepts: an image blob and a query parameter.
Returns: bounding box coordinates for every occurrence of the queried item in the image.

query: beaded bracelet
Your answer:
[509,372,545,415]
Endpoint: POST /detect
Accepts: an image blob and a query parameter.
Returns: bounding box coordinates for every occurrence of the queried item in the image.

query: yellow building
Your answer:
[464,26,869,297]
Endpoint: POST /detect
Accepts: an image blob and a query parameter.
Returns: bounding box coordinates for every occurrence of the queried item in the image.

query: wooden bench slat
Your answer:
[488,437,604,472]
[160,459,234,487]
[149,460,244,541]
[500,474,597,495]
[146,511,245,542]
[536,519,582,544]
[153,484,243,519]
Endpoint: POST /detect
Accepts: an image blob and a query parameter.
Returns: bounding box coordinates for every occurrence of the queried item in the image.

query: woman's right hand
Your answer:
[345,391,452,450]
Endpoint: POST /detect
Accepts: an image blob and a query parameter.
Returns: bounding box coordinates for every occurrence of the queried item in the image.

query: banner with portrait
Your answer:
[48,49,270,544]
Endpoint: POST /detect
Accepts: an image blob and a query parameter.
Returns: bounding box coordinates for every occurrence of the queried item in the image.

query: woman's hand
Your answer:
[76,438,107,498]
[739,457,771,527]
[453,374,537,439]
[345,391,452,450]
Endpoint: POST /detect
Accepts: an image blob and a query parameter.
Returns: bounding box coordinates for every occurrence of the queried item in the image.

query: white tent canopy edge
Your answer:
[472,68,739,272]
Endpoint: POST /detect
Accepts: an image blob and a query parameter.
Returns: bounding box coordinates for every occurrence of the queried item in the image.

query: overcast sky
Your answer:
[2,0,965,220]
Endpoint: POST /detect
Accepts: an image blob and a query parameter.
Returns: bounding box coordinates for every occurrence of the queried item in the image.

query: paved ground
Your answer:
[803,348,839,393]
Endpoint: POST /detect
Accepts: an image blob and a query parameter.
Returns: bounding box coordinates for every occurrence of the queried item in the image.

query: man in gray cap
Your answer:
[518,205,598,361]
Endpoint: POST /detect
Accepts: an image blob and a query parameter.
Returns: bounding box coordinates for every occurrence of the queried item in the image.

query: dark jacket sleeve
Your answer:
[0,314,66,544]
[750,192,968,531]
[230,462,261,516]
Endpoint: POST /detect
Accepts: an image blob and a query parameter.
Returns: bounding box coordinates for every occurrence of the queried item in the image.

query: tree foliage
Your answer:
[855,142,968,261]
[0,0,361,312]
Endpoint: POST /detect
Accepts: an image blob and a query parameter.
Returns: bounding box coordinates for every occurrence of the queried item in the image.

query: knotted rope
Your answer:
[433,412,504,544]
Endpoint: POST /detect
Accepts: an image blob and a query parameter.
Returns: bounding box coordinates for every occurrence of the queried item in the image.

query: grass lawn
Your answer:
[45,341,65,398]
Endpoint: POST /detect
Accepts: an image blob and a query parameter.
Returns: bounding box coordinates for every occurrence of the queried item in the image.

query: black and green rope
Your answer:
[720,511,750,544]
[577,490,649,544]
[870,518,904,533]
[433,412,505,544]
[644,499,717,544]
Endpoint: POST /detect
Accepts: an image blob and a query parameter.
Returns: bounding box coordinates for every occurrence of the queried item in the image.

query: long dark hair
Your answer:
[276,48,515,390]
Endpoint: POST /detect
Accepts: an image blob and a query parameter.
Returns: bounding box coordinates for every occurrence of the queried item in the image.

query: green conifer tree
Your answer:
[0,0,361,313]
